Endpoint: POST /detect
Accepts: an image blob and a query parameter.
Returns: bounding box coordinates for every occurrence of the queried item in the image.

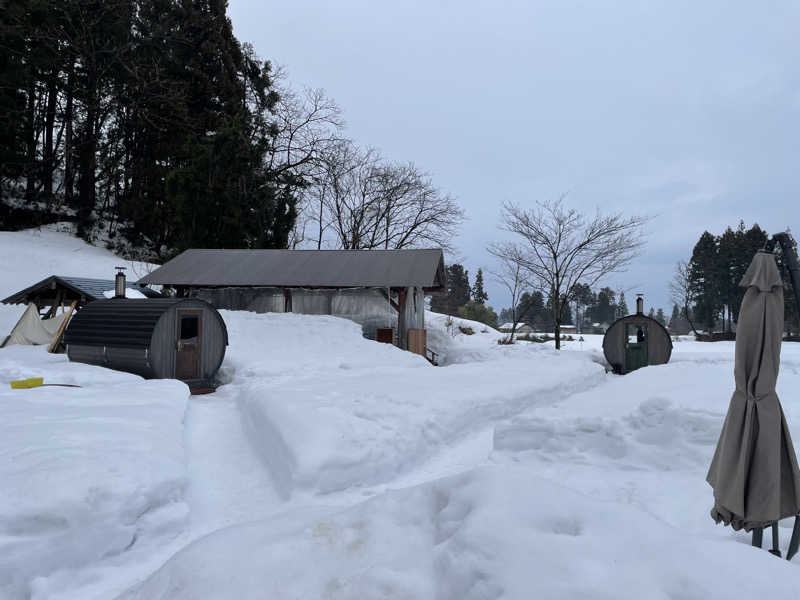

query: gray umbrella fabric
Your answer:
[707,251,800,531]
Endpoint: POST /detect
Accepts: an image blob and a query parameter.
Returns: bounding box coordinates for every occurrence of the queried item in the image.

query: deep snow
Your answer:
[2,227,800,599]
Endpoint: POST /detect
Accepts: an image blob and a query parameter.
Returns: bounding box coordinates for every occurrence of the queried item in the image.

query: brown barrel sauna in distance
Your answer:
[602,295,672,374]
[64,298,227,383]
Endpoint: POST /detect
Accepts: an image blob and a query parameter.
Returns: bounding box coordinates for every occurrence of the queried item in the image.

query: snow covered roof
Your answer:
[499,323,532,330]
[1,275,161,305]
[138,248,447,292]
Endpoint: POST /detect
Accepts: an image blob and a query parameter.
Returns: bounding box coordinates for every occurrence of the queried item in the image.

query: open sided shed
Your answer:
[602,298,672,374]
[1,275,161,315]
[64,298,227,384]
[138,248,446,357]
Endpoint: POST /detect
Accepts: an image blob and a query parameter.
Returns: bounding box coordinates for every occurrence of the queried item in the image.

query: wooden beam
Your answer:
[48,301,77,353]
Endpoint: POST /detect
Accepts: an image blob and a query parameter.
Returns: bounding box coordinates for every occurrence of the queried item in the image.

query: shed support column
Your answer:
[283,288,292,313]
[397,287,408,350]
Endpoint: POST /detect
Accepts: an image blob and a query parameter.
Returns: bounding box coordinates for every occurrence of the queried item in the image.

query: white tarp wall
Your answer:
[2,303,70,347]
[193,287,425,342]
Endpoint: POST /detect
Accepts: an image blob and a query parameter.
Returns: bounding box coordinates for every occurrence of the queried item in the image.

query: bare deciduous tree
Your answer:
[264,72,346,249]
[317,142,465,252]
[669,259,699,336]
[488,242,533,342]
[267,69,464,252]
[501,197,649,349]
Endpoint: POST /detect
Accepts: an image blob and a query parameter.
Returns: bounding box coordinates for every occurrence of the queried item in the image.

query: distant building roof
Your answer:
[500,322,533,331]
[2,276,161,305]
[138,248,447,292]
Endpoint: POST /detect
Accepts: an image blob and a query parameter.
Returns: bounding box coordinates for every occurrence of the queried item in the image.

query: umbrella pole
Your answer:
[787,517,800,561]
[752,527,763,548]
[769,522,782,557]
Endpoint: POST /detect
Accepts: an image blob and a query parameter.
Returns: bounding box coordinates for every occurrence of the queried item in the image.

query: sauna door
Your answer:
[176,310,202,380]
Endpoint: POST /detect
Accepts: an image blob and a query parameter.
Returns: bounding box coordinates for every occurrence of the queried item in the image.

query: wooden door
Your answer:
[624,323,648,373]
[407,329,426,357]
[176,310,202,380]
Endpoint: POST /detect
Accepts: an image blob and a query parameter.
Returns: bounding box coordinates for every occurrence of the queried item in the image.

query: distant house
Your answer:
[559,324,578,335]
[589,322,610,335]
[667,315,692,336]
[138,248,446,358]
[499,322,534,334]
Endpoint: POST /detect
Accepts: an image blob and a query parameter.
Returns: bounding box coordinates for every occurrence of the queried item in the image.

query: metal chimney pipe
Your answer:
[636,294,644,315]
[115,267,127,298]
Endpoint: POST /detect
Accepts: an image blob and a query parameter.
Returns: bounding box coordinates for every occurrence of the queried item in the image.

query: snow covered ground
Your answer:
[0,347,189,599]
[2,228,800,598]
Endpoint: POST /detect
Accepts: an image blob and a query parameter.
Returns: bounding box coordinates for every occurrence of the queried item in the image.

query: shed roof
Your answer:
[138,248,447,291]
[1,275,161,305]
[64,298,227,348]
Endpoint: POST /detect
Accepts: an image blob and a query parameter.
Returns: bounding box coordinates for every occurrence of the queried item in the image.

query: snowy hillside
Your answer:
[2,228,800,599]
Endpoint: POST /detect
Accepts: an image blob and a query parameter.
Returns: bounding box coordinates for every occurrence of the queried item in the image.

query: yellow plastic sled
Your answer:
[10,377,44,389]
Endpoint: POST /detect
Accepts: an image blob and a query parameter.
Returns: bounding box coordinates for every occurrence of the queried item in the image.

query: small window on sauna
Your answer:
[180,315,199,343]
[626,323,646,345]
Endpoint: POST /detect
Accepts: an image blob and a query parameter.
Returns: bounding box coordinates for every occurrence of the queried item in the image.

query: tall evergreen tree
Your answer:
[0,0,298,255]
[586,287,616,324]
[655,307,666,325]
[471,268,488,304]
[0,0,33,188]
[430,263,470,316]
[617,291,629,318]
[689,231,721,331]
[517,291,545,329]
[571,282,593,331]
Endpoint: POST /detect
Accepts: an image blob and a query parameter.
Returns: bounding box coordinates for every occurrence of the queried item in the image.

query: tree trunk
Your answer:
[42,67,58,201]
[684,303,699,337]
[554,317,561,350]
[64,62,75,206]
[24,74,36,202]
[77,73,97,237]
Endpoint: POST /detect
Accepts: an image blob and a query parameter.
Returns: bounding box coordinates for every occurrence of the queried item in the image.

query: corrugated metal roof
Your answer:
[1,275,161,305]
[63,298,215,348]
[138,249,446,290]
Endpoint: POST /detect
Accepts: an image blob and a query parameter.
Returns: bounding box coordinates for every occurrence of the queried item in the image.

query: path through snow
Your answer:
[184,385,282,535]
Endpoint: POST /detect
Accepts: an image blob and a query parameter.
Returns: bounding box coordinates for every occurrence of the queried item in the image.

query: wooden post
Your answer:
[47,289,64,318]
[48,301,77,353]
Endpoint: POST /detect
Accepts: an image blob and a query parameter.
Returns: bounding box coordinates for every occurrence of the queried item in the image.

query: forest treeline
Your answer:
[676,222,799,336]
[431,262,673,333]
[0,0,462,260]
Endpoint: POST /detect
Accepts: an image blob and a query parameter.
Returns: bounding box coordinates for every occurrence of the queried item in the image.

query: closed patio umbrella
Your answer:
[707,251,800,548]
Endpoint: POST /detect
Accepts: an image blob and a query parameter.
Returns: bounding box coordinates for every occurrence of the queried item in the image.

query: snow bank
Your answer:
[121,464,799,600]
[425,311,505,365]
[492,345,800,539]
[220,310,605,496]
[0,346,189,599]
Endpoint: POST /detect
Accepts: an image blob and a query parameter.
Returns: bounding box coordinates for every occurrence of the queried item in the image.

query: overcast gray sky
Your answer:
[229,0,798,314]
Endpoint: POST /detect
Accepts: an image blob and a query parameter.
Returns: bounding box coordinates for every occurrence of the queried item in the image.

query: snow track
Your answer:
[184,385,282,535]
